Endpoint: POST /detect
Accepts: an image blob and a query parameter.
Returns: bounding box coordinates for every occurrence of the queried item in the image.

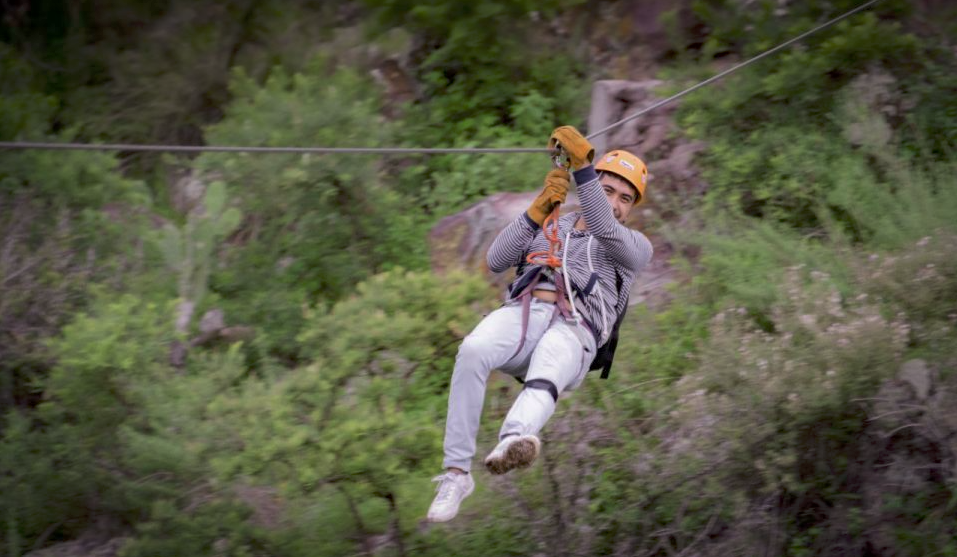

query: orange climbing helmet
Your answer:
[595,150,648,205]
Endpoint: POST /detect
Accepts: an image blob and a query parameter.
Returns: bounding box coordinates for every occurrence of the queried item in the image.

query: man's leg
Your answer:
[442,301,553,472]
[429,301,553,523]
[485,320,596,474]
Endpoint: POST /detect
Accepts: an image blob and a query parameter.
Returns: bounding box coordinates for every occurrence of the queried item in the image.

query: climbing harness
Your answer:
[505,263,596,372]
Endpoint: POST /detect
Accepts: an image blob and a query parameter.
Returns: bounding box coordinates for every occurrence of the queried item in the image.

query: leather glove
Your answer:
[548,126,595,170]
[527,169,570,226]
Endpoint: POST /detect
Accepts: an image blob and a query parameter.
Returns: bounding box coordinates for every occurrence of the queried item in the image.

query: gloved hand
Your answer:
[526,169,570,226]
[548,126,595,170]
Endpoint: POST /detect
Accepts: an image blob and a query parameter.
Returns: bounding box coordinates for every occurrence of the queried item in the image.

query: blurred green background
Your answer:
[1,1,956,555]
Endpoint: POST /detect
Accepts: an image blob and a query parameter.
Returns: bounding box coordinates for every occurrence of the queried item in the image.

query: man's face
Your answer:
[600,172,638,224]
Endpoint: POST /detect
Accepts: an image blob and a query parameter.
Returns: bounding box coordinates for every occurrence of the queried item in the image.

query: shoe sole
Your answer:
[485,437,539,475]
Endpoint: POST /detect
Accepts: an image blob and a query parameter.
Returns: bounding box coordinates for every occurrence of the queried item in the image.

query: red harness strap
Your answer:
[525,207,563,268]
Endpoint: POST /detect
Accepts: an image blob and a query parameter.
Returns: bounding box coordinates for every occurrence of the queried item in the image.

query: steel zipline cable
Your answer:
[0,0,882,156]
[585,0,882,140]
[0,143,549,155]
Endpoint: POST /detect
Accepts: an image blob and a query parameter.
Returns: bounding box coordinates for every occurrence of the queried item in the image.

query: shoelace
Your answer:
[431,473,462,503]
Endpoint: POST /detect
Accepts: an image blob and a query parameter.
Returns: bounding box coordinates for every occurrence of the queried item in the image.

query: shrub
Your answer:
[193,58,427,361]
[191,269,494,554]
[675,3,953,235]
[119,498,274,557]
[1,295,174,552]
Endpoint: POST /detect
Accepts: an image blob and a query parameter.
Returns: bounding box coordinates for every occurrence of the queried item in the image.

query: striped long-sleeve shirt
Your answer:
[487,165,654,345]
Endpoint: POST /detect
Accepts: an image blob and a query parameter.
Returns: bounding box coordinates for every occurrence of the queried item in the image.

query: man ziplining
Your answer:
[428,126,654,523]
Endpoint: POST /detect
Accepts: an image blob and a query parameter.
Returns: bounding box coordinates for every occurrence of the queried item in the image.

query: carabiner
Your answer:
[551,143,572,171]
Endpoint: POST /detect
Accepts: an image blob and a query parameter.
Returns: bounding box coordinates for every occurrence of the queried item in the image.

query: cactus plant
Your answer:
[152,179,242,335]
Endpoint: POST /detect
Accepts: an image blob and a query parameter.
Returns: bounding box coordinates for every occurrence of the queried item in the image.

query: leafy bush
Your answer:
[582,263,916,554]
[194,59,426,360]
[675,3,953,234]
[119,499,273,557]
[14,2,343,152]
[189,269,493,554]
[859,232,957,351]
[0,44,56,141]
[0,46,154,412]
[364,0,586,137]
[824,160,957,250]
[364,0,589,221]
[1,295,174,553]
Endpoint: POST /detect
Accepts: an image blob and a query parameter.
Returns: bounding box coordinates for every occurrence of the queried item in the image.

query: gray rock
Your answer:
[199,308,226,335]
[170,172,206,215]
[900,359,932,401]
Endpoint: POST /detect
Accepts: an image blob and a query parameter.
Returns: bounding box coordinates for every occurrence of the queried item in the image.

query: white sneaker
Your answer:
[484,434,541,475]
[427,471,474,522]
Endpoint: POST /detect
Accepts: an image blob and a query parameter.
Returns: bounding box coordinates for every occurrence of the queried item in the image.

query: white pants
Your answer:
[442,299,597,471]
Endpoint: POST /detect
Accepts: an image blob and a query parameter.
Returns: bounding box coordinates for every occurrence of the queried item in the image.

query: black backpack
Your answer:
[588,269,627,379]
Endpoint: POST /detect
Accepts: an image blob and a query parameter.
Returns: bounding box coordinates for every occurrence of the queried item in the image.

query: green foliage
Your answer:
[196,269,493,553]
[676,3,952,233]
[692,220,855,315]
[693,125,879,227]
[41,294,170,436]
[685,0,913,61]
[364,0,588,219]
[365,0,586,136]
[1,295,174,553]
[859,233,957,352]
[577,155,957,554]
[391,77,581,218]
[119,499,273,557]
[193,59,426,359]
[581,246,953,554]
[0,44,56,141]
[0,46,148,210]
[0,45,152,416]
[8,1,343,152]
[413,149,551,217]
[590,299,711,421]
[903,63,957,159]
[1,410,83,556]
[823,160,957,250]
[394,70,586,215]
[3,2,957,555]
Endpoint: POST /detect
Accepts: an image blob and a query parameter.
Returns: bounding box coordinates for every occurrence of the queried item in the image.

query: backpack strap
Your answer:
[599,303,627,379]
[589,267,628,379]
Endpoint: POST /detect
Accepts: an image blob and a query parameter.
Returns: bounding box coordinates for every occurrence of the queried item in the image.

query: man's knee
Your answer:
[523,378,558,403]
[456,334,487,362]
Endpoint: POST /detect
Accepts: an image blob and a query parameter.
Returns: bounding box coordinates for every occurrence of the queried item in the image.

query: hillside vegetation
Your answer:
[1,1,956,555]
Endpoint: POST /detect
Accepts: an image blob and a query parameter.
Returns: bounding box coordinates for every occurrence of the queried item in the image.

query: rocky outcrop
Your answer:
[588,79,708,204]
[428,190,535,287]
